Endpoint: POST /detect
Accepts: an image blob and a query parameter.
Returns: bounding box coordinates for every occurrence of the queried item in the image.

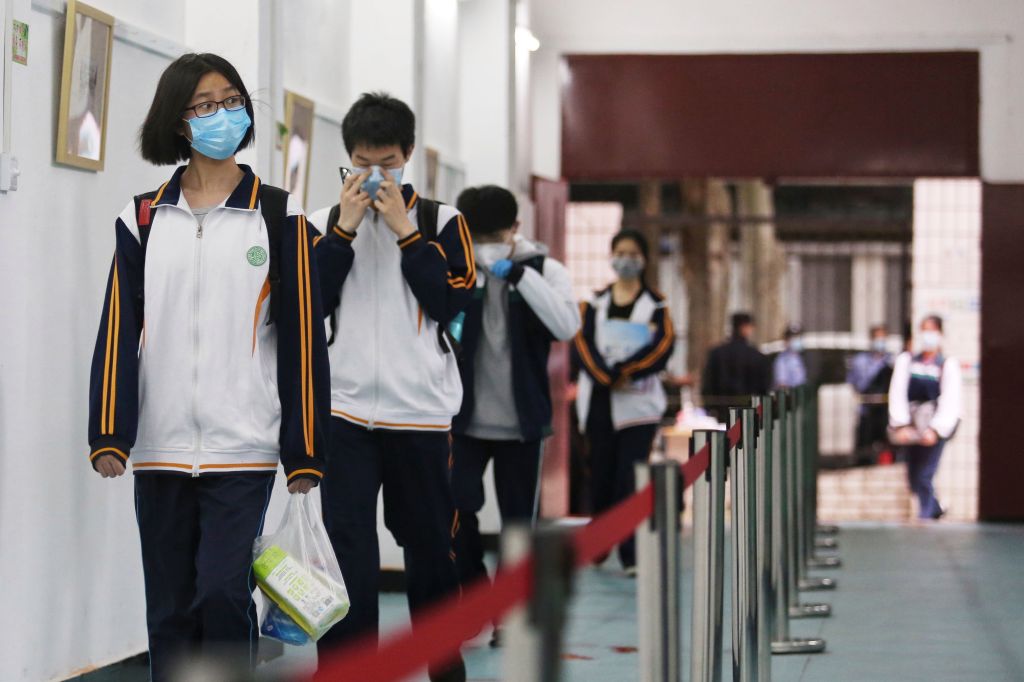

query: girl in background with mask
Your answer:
[888,315,962,520]
[573,230,674,574]
[86,53,330,679]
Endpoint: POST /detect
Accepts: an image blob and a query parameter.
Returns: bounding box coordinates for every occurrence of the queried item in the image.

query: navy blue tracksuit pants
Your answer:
[585,386,658,570]
[318,417,461,669]
[451,435,542,586]
[134,473,275,682]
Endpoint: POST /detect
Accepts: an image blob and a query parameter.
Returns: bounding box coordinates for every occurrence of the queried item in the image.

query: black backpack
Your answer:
[133,184,289,325]
[323,197,447,348]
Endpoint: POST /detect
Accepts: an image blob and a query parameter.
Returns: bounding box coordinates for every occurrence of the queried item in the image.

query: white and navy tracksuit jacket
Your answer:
[87,165,330,483]
[309,185,476,430]
[574,287,675,431]
[888,351,962,439]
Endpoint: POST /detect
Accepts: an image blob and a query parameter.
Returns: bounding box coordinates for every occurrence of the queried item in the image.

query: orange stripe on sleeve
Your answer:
[288,468,324,481]
[297,216,312,456]
[621,308,675,376]
[108,264,120,434]
[455,214,476,286]
[100,260,115,434]
[301,216,314,454]
[574,333,611,385]
[406,192,419,210]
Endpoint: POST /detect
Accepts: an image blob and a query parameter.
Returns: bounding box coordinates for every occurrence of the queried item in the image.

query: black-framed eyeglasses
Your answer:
[182,95,247,119]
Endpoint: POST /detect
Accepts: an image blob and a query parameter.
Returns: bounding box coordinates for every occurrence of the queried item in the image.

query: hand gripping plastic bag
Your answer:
[253,492,349,643]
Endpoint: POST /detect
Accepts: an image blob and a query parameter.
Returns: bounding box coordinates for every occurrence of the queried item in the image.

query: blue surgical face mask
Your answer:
[187,108,251,160]
[354,165,404,199]
[789,338,805,353]
[871,338,888,353]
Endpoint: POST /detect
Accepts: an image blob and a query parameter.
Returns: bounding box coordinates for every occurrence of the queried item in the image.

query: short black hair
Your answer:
[341,92,416,156]
[732,312,755,336]
[611,229,650,260]
[456,185,518,235]
[784,324,803,339]
[922,314,944,333]
[139,53,255,166]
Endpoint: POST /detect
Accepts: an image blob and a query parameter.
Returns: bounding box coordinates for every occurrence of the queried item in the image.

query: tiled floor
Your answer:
[84,523,1024,682]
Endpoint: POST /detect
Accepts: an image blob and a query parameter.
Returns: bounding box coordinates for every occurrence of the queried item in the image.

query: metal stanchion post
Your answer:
[690,430,726,682]
[729,408,760,682]
[770,392,826,654]
[752,396,773,682]
[502,524,575,682]
[805,387,843,567]
[782,390,831,618]
[636,459,682,682]
[794,387,837,592]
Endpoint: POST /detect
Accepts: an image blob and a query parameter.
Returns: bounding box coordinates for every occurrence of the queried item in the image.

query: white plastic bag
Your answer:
[252,492,349,644]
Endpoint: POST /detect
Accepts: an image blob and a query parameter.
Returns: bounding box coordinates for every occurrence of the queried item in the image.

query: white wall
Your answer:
[458,0,513,187]
[529,0,1024,183]
[0,4,179,679]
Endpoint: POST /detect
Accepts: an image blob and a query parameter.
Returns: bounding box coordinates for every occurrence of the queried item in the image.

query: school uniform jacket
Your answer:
[87,166,330,483]
[310,185,476,431]
[888,351,962,439]
[573,287,675,431]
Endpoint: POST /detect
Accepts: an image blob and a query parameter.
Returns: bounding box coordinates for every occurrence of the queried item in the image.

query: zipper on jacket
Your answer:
[191,217,204,476]
[369,210,379,430]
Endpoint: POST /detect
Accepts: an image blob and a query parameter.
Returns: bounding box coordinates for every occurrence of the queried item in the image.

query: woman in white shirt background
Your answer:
[888,315,962,519]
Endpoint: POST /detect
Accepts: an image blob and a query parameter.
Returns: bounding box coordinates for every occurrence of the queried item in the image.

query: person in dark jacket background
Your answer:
[702,312,772,420]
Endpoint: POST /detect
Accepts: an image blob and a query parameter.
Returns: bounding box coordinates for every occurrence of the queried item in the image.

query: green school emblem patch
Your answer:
[247,246,268,266]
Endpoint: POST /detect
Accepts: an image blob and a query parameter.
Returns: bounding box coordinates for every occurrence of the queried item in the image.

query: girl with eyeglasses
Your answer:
[86,53,330,679]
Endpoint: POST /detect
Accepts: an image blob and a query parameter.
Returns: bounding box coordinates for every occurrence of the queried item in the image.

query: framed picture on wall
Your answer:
[283,91,315,209]
[55,0,114,171]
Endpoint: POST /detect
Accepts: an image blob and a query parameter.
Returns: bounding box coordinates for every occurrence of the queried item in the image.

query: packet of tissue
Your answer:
[252,493,349,643]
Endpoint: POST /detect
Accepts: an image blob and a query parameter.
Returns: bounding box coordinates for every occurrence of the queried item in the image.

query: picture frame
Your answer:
[283,90,315,209]
[55,0,114,171]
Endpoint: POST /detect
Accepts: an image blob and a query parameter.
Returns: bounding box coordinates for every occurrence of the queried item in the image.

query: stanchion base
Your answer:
[808,555,842,569]
[816,524,840,535]
[789,602,832,618]
[799,576,837,591]
[772,637,827,655]
[815,537,838,549]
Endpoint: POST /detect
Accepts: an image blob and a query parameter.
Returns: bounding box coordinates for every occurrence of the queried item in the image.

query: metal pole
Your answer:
[806,386,843,567]
[782,390,831,619]
[502,524,574,682]
[769,392,826,655]
[794,387,836,592]
[636,459,682,682]
[751,396,773,682]
[729,408,759,682]
[690,430,726,682]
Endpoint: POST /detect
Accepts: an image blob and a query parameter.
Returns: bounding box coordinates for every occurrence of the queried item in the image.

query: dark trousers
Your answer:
[585,388,658,568]
[907,440,946,518]
[451,435,542,586]
[318,417,462,677]
[134,473,275,682]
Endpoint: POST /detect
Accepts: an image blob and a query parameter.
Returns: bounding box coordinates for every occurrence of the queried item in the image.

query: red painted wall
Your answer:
[980,184,1024,520]
[562,53,979,180]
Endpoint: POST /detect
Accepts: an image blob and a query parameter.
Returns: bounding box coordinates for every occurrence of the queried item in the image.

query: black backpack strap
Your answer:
[416,197,441,241]
[324,203,342,346]
[258,185,290,325]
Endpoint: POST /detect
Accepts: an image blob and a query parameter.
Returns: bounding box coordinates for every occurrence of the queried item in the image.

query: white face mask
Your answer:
[475,242,513,268]
[920,330,943,351]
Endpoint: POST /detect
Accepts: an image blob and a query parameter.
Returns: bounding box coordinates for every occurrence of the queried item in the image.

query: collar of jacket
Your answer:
[401,184,419,211]
[151,164,263,212]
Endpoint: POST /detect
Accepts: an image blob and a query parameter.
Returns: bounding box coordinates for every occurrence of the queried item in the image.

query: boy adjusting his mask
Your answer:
[450,186,579,642]
[309,92,473,682]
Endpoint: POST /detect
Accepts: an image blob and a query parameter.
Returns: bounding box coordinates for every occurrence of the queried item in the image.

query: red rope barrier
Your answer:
[307,419,750,681]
